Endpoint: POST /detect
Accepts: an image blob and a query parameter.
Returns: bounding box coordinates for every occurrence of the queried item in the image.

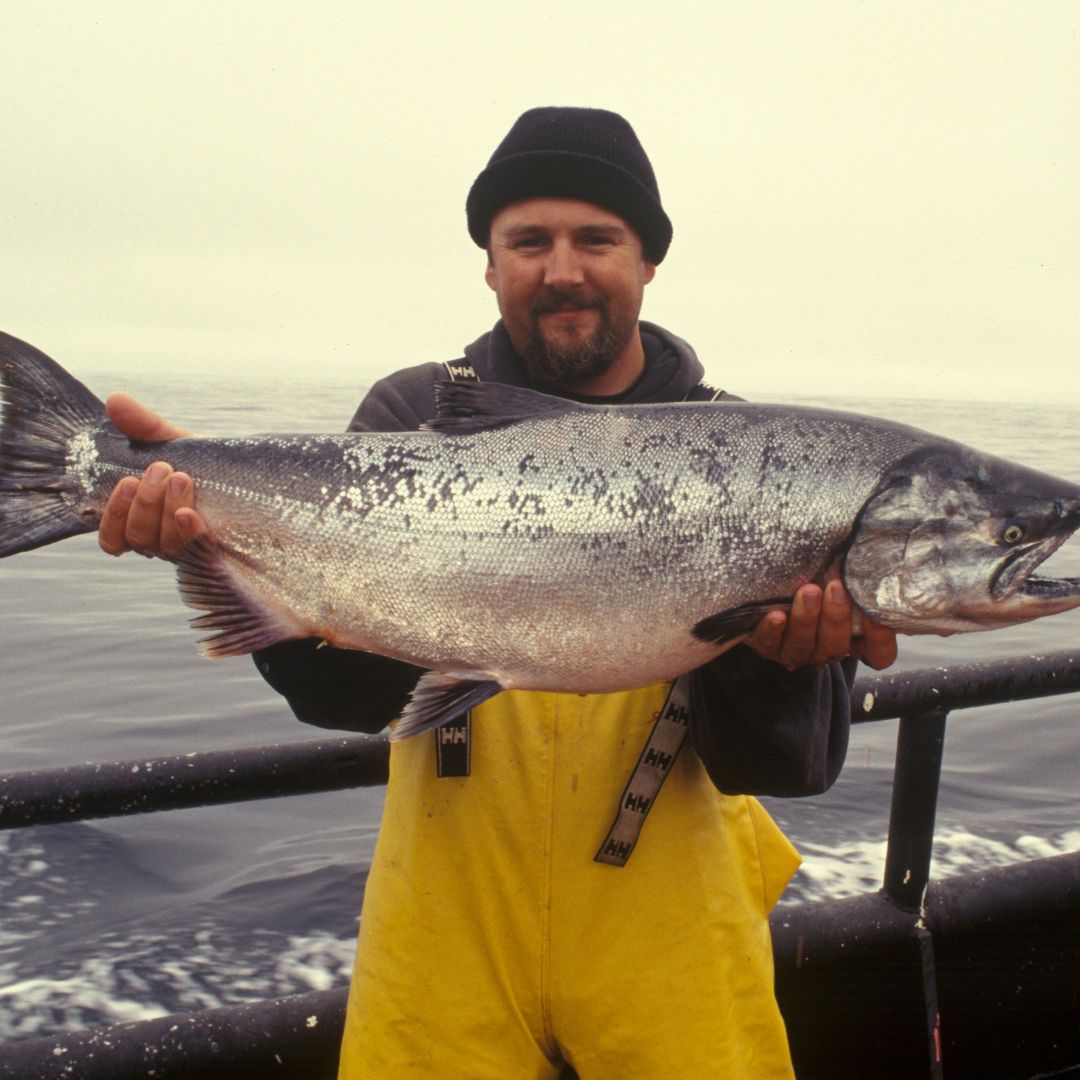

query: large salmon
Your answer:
[3,331,1080,737]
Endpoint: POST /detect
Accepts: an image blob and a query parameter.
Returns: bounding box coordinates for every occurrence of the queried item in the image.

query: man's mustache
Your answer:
[529,290,607,317]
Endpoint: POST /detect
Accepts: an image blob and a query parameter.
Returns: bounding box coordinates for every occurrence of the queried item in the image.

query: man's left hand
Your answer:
[744,581,897,671]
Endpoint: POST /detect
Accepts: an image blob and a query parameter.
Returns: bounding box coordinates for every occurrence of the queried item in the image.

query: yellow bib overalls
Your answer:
[339,682,799,1079]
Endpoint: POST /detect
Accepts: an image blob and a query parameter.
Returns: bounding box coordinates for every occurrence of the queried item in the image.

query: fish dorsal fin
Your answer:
[422,380,596,434]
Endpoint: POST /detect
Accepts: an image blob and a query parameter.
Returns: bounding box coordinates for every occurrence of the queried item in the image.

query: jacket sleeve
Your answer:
[254,638,424,734]
[250,367,444,733]
[688,645,856,797]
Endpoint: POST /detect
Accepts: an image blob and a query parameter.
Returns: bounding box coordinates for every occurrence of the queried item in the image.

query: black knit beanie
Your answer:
[466,107,673,264]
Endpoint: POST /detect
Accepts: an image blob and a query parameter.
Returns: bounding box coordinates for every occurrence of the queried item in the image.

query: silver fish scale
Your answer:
[78,404,937,692]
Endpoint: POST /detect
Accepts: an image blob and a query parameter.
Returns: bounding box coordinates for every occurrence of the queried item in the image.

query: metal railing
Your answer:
[853,649,1080,909]
[0,733,390,828]
[3,650,1080,1080]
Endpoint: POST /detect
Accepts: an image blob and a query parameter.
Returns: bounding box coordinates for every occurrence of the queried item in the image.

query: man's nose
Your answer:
[543,240,585,288]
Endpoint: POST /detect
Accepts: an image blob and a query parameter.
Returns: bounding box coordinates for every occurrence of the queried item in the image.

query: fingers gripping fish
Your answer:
[3,331,1080,738]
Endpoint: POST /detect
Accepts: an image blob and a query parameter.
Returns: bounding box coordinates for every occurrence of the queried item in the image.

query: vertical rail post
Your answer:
[881,707,948,1078]
[883,706,948,911]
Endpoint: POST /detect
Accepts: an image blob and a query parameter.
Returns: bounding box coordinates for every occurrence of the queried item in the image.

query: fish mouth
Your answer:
[991,531,1080,605]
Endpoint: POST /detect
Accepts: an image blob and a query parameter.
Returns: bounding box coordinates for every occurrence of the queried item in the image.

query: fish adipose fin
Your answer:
[423,381,596,434]
[0,332,109,557]
[176,532,302,658]
[392,671,503,740]
[692,597,794,645]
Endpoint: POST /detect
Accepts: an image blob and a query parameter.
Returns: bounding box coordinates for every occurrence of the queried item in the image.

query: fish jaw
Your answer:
[992,527,1076,601]
[985,526,1080,623]
[845,445,1080,635]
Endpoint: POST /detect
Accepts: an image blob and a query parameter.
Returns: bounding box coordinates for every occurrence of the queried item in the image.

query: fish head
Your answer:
[843,445,1080,635]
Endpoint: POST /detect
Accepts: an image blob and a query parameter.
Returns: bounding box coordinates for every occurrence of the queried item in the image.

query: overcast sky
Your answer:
[3,2,1078,403]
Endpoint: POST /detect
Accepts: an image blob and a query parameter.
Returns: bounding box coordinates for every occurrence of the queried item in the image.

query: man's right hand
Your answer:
[98,393,207,560]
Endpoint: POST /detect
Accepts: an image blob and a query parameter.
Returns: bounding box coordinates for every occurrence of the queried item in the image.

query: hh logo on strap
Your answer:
[595,676,691,867]
[443,361,478,382]
[435,714,471,777]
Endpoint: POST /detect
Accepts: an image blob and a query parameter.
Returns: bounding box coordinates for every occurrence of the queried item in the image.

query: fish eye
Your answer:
[1002,523,1025,545]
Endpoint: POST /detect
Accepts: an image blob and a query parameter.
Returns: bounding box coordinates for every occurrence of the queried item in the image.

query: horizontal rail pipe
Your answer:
[0,735,389,829]
[0,987,349,1080]
[770,849,1080,965]
[3,650,1080,830]
[852,649,1080,723]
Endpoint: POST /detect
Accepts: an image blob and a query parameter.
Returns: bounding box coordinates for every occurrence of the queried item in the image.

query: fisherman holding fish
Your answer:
[96,110,899,1076]
[7,105,1080,1078]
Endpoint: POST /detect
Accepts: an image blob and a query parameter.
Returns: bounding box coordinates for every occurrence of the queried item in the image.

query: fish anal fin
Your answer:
[176,532,303,658]
[391,671,503,740]
[692,597,794,645]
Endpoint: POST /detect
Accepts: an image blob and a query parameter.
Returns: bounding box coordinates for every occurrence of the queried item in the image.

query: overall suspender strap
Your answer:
[435,715,471,777]
[594,675,692,867]
[434,359,479,779]
[593,380,715,857]
[685,380,728,401]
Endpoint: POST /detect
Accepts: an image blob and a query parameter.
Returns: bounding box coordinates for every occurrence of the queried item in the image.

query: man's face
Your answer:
[485,197,656,390]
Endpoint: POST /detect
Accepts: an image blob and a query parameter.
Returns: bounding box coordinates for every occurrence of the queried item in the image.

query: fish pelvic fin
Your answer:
[0,332,108,556]
[422,381,596,434]
[391,671,503,740]
[176,532,304,658]
[692,597,794,645]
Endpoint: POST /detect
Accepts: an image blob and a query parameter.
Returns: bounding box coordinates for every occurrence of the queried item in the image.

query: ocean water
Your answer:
[2,372,1079,1042]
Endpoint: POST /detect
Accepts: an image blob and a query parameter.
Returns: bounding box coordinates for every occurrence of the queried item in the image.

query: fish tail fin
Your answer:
[0,331,108,556]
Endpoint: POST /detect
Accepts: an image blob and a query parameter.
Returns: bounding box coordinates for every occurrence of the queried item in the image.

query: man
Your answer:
[100,108,896,1078]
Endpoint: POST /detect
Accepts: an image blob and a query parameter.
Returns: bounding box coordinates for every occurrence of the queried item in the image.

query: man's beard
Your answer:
[518,288,634,389]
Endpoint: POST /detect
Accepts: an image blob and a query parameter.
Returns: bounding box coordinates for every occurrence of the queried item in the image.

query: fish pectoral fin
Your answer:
[692,598,794,645]
[176,532,303,658]
[391,672,503,740]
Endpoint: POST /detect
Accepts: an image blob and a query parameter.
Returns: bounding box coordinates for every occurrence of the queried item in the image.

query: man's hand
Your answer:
[98,393,207,560]
[744,581,898,671]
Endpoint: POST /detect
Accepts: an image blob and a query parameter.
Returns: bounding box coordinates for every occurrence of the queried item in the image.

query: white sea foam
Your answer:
[784,826,1080,904]
[0,920,356,1041]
